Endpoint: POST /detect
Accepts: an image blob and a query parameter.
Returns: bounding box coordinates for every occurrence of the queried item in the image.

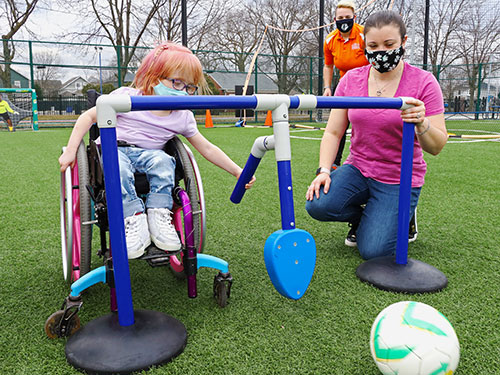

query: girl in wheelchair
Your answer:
[59,41,255,260]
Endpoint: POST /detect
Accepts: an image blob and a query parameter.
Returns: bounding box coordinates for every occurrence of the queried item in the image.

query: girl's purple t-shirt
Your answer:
[335,62,444,187]
[109,86,199,150]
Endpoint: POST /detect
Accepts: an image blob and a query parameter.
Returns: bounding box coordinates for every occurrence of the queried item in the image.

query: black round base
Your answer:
[65,309,187,374]
[356,256,448,293]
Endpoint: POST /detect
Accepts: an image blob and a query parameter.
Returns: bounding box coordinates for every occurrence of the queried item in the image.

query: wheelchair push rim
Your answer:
[60,164,73,282]
[59,143,93,282]
[183,141,206,249]
[168,138,206,275]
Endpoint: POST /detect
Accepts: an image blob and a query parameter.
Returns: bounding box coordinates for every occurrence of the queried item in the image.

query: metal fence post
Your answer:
[475,63,482,120]
[29,41,34,89]
[116,45,122,87]
[255,56,259,123]
[309,57,314,122]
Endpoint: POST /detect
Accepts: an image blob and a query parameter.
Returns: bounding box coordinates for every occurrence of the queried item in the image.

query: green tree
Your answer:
[34,83,44,100]
[82,83,116,95]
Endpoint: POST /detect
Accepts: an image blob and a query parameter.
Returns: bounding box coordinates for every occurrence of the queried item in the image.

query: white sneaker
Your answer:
[147,208,181,251]
[124,213,150,259]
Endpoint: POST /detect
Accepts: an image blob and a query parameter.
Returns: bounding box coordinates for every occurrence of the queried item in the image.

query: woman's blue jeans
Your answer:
[118,147,176,218]
[305,164,421,260]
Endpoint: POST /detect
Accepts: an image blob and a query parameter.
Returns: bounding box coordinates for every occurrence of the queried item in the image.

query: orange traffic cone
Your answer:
[205,109,213,128]
[265,110,273,126]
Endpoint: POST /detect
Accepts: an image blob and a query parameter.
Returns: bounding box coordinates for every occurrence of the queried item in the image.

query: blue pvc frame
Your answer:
[98,95,413,326]
[100,127,135,326]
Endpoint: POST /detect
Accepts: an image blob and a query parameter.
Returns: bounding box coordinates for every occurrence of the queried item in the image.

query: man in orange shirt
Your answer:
[322,0,369,167]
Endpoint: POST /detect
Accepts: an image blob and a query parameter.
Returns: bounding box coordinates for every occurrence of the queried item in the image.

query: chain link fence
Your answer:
[1,39,499,136]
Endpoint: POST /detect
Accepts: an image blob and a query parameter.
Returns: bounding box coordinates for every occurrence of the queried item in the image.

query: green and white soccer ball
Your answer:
[370,301,460,375]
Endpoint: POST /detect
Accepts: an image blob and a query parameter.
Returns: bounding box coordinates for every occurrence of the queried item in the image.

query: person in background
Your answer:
[307,10,447,260]
[322,0,369,169]
[0,94,19,132]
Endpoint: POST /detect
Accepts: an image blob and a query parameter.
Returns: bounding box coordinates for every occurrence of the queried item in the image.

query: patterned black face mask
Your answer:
[364,45,405,73]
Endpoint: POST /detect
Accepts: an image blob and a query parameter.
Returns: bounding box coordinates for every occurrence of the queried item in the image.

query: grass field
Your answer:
[0,126,499,374]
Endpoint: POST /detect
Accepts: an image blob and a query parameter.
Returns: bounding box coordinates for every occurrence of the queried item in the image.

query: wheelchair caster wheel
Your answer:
[214,272,233,308]
[44,310,81,339]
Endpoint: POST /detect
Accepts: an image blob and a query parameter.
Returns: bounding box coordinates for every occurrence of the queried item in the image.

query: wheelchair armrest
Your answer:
[87,90,101,142]
[87,89,100,108]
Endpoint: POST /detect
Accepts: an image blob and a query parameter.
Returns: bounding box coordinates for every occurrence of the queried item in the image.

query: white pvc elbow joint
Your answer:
[251,136,275,159]
[96,95,132,128]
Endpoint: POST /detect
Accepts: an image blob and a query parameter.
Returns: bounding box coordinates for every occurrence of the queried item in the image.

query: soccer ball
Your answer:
[370,301,460,375]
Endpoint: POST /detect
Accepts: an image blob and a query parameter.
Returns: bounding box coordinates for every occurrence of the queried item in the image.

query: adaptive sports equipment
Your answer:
[370,301,460,375]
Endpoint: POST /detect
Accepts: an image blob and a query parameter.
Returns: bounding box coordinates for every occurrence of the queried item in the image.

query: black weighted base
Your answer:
[356,256,448,293]
[65,309,187,374]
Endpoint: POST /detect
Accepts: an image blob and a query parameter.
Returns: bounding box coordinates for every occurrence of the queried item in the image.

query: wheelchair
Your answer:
[45,91,233,339]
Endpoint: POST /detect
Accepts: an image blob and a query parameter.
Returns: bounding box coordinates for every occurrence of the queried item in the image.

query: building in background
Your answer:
[0,68,30,88]
[58,76,89,96]
[207,72,278,95]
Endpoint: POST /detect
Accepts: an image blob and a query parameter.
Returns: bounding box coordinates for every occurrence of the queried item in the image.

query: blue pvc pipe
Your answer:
[277,160,295,230]
[289,96,300,109]
[315,96,404,109]
[395,122,415,265]
[131,95,258,111]
[230,154,262,204]
[100,127,135,326]
[128,95,405,111]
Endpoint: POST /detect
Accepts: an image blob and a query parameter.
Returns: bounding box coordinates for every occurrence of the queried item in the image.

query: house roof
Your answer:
[11,68,30,81]
[60,76,89,90]
[208,72,278,92]
[0,68,30,87]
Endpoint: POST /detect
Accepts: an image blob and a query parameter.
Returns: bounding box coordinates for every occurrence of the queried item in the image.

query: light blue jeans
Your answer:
[118,147,176,218]
[305,164,421,260]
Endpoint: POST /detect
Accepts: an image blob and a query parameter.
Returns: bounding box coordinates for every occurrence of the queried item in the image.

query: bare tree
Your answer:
[186,0,231,51]
[246,0,318,94]
[204,7,262,72]
[34,51,61,81]
[421,0,471,77]
[0,0,40,87]
[144,0,229,52]
[33,51,62,96]
[145,0,193,43]
[456,0,500,103]
[58,0,169,85]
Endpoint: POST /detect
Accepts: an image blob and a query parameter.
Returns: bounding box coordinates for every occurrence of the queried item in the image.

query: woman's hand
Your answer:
[59,148,77,172]
[401,97,426,126]
[401,99,448,155]
[306,173,331,201]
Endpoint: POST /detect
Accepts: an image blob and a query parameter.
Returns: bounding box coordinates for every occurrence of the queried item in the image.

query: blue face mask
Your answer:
[153,82,189,96]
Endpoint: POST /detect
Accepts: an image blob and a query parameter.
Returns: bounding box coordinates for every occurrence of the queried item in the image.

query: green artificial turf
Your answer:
[0,126,498,374]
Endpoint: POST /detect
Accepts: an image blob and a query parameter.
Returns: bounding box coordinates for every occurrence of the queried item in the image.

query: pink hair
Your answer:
[133,41,205,95]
